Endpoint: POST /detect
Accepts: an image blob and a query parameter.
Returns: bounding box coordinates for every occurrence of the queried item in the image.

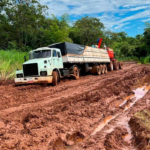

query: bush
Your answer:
[140,56,150,64]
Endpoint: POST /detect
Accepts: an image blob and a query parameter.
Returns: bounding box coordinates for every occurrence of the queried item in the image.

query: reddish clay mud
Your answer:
[0,64,150,149]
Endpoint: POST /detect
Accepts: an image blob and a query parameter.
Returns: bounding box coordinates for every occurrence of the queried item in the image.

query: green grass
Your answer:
[134,110,150,132]
[117,56,150,64]
[0,50,28,80]
[117,56,139,62]
[139,56,150,64]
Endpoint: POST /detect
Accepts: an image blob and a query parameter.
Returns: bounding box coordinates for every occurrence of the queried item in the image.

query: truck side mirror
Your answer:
[57,52,61,58]
[24,56,26,62]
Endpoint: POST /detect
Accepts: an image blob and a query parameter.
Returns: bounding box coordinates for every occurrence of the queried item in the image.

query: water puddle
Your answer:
[91,114,119,136]
[116,116,136,150]
[117,118,132,143]
[91,84,150,136]
[119,95,135,107]
[123,85,150,112]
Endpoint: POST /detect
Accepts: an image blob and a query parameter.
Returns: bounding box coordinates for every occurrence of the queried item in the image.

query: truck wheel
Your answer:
[101,65,104,74]
[99,65,102,74]
[104,65,108,74]
[119,62,122,69]
[107,62,113,71]
[113,61,118,70]
[96,66,101,75]
[52,71,58,86]
[74,66,79,80]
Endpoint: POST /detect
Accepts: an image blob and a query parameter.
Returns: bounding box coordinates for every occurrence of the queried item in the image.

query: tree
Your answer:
[69,16,104,45]
[143,28,150,46]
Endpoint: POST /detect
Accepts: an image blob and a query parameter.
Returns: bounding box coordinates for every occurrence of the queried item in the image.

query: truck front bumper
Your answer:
[15,76,53,85]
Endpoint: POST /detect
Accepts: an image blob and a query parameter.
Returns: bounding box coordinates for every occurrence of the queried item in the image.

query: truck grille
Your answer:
[23,63,38,77]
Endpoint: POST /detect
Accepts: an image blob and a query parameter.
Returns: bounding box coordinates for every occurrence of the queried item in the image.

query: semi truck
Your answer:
[15,42,122,86]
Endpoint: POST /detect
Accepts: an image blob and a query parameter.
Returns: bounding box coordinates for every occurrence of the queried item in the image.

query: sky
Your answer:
[40,0,150,37]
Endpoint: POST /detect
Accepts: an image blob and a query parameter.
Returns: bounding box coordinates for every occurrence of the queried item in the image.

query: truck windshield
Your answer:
[29,50,51,59]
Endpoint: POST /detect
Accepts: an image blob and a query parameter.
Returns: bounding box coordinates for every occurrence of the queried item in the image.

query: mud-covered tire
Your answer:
[74,66,80,80]
[107,62,113,71]
[101,65,104,74]
[104,64,108,74]
[99,65,102,74]
[52,71,58,86]
[96,66,101,75]
[113,61,118,70]
[119,62,123,69]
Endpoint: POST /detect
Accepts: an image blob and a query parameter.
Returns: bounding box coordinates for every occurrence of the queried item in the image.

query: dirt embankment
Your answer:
[0,64,150,149]
[129,108,150,150]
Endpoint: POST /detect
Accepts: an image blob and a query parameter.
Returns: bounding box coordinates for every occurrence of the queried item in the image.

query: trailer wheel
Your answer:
[119,62,122,69]
[99,65,102,74]
[52,71,58,86]
[113,61,118,70]
[107,62,113,71]
[74,66,80,80]
[101,65,104,74]
[104,65,108,74]
[96,66,101,75]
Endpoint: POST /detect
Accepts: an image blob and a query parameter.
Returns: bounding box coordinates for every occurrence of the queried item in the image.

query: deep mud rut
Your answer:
[0,63,150,150]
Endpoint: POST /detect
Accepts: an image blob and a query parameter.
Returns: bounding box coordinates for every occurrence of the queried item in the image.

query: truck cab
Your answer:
[15,47,63,85]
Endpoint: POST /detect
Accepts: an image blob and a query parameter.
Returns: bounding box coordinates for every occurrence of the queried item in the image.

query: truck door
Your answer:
[52,50,58,68]
[56,50,63,68]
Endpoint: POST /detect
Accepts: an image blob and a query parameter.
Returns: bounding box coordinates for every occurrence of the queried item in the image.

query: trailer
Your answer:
[15,42,122,86]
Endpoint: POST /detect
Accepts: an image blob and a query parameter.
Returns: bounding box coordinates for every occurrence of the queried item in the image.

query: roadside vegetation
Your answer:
[0,0,150,80]
[117,56,150,64]
[0,50,28,80]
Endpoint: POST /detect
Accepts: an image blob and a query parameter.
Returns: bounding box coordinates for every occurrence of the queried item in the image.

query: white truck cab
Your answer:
[15,47,63,85]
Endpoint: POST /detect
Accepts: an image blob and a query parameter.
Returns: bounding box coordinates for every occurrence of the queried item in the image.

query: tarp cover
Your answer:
[48,42,85,56]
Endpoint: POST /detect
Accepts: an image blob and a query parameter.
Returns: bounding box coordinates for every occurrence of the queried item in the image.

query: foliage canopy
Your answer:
[0,0,150,58]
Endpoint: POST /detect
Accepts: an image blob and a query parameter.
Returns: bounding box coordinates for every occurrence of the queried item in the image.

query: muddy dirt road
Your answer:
[0,63,150,150]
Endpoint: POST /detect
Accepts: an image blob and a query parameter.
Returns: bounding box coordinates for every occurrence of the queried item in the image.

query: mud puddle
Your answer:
[123,85,150,112]
[91,84,150,137]
[91,114,119,136]
[116,115,136,149]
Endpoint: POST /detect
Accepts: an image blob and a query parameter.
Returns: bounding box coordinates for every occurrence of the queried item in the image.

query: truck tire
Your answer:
[96,66,101,75]
[90,65,100,75]
[99,65,102,74]
[52,71,58,86]
[113,61,118,70]
[119,62,122,69]
[104,65,108,74]
[107,62,113,71]
[74,66,79,80]
[101,65,104,74]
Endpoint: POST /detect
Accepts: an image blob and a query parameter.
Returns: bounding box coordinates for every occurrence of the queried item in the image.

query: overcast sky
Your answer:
[40,0,150,37]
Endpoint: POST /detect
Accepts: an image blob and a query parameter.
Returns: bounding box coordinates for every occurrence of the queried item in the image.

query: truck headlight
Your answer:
[17,74,23,78]
[40,71,47,76]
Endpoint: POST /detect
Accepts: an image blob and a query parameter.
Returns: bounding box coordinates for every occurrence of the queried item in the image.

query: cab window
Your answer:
[53,50,57,57]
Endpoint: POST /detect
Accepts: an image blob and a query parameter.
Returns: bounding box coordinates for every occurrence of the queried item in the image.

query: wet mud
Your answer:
[129,108,150,150]
[0,64,150,149]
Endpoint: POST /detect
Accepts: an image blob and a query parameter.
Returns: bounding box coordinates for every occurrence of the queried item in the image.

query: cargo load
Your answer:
[48,42,110,63]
